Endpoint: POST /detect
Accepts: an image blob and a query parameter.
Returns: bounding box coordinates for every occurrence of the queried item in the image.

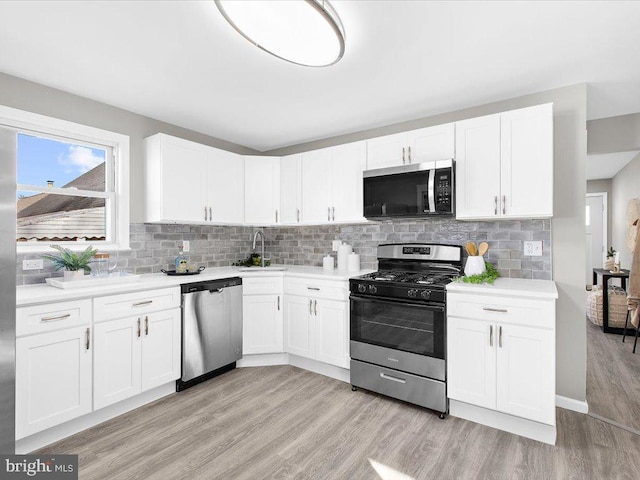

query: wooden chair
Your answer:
[622,297,640,353]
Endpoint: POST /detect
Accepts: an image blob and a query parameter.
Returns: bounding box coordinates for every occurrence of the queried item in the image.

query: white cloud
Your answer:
[58,146,104,174]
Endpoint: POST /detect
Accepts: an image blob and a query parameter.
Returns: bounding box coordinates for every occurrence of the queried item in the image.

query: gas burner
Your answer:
[363,271,409,282]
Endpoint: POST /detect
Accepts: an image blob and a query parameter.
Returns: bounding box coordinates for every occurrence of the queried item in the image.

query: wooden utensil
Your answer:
[478,242,489,256]
[466,241,477,256]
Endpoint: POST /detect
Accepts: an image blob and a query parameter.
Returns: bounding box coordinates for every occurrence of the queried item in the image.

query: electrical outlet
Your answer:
[524,241,543,257]
[23,259,43,270]
[183,241,190,252]
[332,240,342,252]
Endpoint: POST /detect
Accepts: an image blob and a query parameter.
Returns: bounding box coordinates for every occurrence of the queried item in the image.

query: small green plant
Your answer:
[455,261,500,284]
[41,245,98,272]
[607,247,617,258]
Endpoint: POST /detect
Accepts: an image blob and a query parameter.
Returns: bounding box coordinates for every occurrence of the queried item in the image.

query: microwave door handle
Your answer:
[428,168,436,213]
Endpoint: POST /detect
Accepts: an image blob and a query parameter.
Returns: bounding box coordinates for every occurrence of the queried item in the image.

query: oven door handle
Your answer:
[350,295,445,313]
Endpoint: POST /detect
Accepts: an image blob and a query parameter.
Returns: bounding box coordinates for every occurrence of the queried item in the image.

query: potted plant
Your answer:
[42,245,98,281]
[604,246,617,270]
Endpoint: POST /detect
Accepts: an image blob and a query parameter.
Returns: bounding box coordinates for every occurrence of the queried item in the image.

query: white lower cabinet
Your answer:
[447,288,556,430]
[283,295,313,358]
[16,326,92,439]
[242,276,284,354]
[94,308,181,410]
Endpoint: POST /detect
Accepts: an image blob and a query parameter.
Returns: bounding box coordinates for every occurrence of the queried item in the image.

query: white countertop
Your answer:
[446,277,558,300]
[17,265,374,307]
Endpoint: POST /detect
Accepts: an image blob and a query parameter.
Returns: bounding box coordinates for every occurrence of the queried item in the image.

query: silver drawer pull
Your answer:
[132,300,153,307]
[41,313,71,322]
[307,287,320,291]
[483,307,508,313]
[380,373,406,384]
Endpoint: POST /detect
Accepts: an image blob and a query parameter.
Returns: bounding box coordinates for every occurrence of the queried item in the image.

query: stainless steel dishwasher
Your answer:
[177,277,242,391]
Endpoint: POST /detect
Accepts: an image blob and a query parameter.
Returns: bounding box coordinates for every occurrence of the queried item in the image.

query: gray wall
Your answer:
[588,113,640,155]
[0,72,259,223]
[611,153,640,268]
[268,84,589,403]
[587,179,613,248]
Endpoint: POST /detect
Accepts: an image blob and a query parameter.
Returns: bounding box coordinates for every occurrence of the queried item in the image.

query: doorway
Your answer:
[586,192,607,286]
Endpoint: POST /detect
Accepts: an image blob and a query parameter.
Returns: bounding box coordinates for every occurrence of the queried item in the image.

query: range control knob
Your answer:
[421,290,431,299]
[358,284,367,293]
[408,289,418,298]
[368,285,378,294]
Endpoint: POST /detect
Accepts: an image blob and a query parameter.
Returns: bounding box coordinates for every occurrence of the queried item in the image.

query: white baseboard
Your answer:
[16,382,176,454]
[556,395,589,414]
[288,354,350,383]
[237,353,289,367]
[450,399,556,445]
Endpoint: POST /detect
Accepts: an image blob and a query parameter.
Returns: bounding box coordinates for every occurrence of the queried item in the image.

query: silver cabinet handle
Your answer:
[499,326,503,348]
[209,207,212,221]
[408,146,412,163]
[327,207,331,221]
[297,209,300,222]
[483,307,508,313]
[275,209,278,223]
[380,372,406,384]
[402,147,406,164]
[137,318,141,338]
[145,316,149,336]
[204,206,207,221]
[332,206,335,221]
[309,299,313,315]
[502,195,506,215]
[494,196,498,215]
[133,300,153,307]
[277,296,280,311]
[41,313,71,322]
[314,299,318,316]
[489,325,493,347]
[86,327,90,350]
[307,287,320,291]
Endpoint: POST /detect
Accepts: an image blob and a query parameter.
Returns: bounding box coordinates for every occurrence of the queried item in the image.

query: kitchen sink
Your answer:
[237,266,288,272]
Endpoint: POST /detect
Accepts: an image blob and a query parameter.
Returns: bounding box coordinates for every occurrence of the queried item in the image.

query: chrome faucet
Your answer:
[252,230,266,267]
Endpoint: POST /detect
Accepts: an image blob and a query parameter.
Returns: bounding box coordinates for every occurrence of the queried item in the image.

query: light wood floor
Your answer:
[40,365,640,480]
[587,318,640,431]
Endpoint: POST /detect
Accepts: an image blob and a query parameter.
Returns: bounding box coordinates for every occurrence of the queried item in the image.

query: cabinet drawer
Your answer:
[284,277,348,301]
[447,292,554,329]
[94,287,180,323]
[17,299,91,337]
[242,276,283,295]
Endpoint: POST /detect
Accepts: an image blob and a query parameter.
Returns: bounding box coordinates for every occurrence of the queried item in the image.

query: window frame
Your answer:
[0,104,130,253]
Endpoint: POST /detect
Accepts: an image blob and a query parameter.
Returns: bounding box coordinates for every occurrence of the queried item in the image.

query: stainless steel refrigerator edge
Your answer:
[0,127,16,453]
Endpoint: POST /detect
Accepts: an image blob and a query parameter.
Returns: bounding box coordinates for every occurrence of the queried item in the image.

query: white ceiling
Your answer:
[0,1,639,152]
[586,151,640,180]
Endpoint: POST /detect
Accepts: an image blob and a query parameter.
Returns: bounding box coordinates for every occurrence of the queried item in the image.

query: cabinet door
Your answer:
[301,149,331,223]
[330,142,366,223]
[496,324,555,425]
[141,308,181,391]
[455,114,501,219]
[207,148,245,224]
[366,132,407,170]
[407,123,455,163]
[16,326,92,439]
[242,294,283,354]
[283,295,314,359]
[94,317,142,410]
[280,154,302,224]
[314,298,348,368]
[447,317,496,410]
[500,104,553,218]
[159,136,208,222]
[244,156,281,224]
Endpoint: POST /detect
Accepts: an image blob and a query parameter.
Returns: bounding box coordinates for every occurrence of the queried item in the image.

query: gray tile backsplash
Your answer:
[16,218,552,285]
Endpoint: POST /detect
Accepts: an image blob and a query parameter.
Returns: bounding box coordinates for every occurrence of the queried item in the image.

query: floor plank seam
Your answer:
[587,412,640,437]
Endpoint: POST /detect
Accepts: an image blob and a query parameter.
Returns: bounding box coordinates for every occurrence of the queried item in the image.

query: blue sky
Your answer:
[17,133,105,198]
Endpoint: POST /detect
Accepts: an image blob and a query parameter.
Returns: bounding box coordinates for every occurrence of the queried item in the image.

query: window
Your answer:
[0,105,130,252]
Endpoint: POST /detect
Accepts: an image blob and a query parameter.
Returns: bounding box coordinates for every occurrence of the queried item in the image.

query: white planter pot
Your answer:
[63,270,85,281]
[464,256,486,277]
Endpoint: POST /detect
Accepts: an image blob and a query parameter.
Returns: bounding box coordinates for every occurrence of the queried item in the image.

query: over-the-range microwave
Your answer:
[363,159,454,219]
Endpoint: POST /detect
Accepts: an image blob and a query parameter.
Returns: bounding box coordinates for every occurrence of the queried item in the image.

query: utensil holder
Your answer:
[464,256,486,277]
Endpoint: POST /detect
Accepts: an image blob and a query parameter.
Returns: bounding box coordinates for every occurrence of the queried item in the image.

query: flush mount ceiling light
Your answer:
[214,0,345,67]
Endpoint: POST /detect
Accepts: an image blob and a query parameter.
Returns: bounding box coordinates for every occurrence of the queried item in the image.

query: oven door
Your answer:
[350,295,445,359]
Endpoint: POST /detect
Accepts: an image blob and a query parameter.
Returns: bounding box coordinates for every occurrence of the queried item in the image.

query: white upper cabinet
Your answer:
[500,103,553,217]
[330,141,367,222]
[366,124,455,170]
[144,133,244,224]
[455,104,553,220]
[455,114,502,219]
[280,154,302,224]
[244,156,280,225]
[301,148,332,223]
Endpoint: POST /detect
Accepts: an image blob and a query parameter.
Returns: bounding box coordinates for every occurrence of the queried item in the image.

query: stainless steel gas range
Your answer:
[349,243,463,418]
